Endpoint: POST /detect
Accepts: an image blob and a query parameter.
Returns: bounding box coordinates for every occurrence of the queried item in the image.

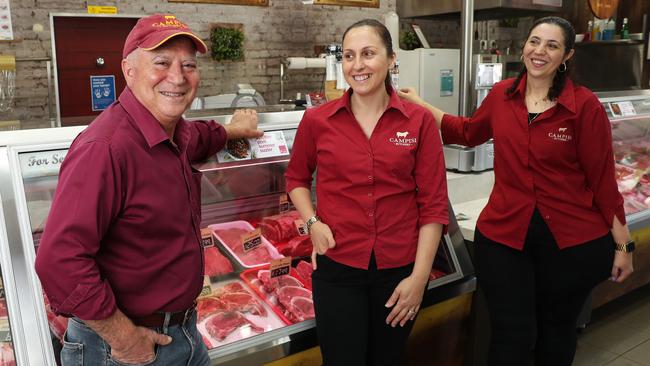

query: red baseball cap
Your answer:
[123,14,207,58]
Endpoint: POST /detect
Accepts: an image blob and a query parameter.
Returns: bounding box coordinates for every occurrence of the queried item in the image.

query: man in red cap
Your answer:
[35,14,262,365]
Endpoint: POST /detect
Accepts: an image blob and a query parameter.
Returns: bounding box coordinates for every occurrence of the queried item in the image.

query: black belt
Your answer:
[131,306,195,328]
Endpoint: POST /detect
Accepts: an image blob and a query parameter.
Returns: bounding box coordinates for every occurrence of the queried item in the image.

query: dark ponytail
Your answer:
[505,16,575,100]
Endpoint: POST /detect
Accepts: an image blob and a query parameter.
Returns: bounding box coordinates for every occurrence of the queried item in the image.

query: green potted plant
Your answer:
[210,26,245,62]
[400,30,421,50]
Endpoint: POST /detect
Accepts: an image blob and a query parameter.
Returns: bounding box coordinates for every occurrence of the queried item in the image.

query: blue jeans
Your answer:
[60,311,210,366]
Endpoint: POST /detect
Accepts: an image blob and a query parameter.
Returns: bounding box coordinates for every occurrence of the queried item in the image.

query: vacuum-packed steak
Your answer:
[205,311,263,341]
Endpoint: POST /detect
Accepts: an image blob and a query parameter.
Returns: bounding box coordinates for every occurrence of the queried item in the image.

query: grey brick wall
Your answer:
[1,0,400,128]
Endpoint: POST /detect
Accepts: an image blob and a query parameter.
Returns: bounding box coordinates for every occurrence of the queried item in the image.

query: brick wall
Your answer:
[0,0,399,128]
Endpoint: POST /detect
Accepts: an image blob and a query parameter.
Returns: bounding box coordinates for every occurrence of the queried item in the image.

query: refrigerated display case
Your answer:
[591,90,650,307]
[0,108,475,365]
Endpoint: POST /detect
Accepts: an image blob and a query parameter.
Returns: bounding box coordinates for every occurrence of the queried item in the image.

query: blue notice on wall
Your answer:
[90,75,116,111]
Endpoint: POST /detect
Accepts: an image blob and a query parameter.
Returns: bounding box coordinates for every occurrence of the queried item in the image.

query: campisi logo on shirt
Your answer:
[548,127,572,142]
[389,131,417,147]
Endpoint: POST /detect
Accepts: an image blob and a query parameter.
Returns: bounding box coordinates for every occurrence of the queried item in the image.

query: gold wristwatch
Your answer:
[615,240,635,253]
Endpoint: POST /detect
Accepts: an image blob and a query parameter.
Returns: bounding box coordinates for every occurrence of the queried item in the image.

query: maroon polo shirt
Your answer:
[441,75,625,250]
[35,87,227,320]
[285,88,449,270]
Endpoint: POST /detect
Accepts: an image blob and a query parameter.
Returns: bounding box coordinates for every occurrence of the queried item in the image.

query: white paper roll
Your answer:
[286,57,327,69]
[325,55,337,81]
[383,11,400,52]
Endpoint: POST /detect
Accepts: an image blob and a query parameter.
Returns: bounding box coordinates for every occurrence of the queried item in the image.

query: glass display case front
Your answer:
[601,93,650,228]
[0,111,474,365]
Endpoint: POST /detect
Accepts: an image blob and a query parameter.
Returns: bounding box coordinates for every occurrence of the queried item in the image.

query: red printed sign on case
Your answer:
[241,228,263,252]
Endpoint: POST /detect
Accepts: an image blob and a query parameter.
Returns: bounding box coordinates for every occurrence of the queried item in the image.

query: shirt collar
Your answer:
[118,87,189,149]
[326,85,410,119]
[513,73,577,114]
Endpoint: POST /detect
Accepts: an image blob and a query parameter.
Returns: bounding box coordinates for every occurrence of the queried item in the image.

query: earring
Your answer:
[520,54,523,61]
[558,62,567,73]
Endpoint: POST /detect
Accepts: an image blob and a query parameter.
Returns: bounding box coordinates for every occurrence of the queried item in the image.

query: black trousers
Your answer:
[475,209,615,366]
[312,253,415,366]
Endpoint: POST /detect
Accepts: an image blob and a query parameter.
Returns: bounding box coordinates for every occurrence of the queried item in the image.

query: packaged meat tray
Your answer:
[241,267,315,324]
[209,221,283,268]
[196,279,286,349]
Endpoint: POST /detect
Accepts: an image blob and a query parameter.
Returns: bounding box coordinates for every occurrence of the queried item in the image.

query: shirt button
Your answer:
[368,193,373,197]
[368,175,373,180]
[368,211,374,217]
[544,215,550,219]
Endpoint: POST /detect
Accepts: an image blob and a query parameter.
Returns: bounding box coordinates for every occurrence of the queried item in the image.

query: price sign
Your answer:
[200,228,214,248]
[242,229,262,252]
[279,194,290,213]
[198,276,212,298]
[269,257,292,278]
[294,219,308,236]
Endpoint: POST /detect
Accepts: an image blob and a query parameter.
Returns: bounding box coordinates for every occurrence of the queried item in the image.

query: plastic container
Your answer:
[240,267,312,324]
[209,221,284,268]
[196,278,287,349]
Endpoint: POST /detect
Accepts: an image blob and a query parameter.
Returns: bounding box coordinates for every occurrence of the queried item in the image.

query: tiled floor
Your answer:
[574,285,650,366]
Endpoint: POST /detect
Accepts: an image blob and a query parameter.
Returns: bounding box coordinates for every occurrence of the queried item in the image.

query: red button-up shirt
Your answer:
[285,88,449,270]
[441,75,625,250]
[35,87,227,320]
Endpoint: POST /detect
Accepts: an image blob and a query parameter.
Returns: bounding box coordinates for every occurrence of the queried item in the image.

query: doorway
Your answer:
[51,14,139,126]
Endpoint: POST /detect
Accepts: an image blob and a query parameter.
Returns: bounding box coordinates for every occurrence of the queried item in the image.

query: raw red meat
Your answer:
[215,228,248,250]
[221,282,246,293]
[205,311,264,341]
[198,281,267,319]
[197,297,228,320]
[295,261,313,288]
[286,296,315,322]
[276,286,314,322]
[0,343,15,366]
[0,300,7,318]
[257,270,303,293]
[260,211,301,243]
[219,292,266,316]
[287,236,312,257]
[204,247,233,277]
[214,228,276,266]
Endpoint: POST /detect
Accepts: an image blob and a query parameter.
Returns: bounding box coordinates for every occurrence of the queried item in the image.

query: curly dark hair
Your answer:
[342,19,396,90]
[505,16,576,101]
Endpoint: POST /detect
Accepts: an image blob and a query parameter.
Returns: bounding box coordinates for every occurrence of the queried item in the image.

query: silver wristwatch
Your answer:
[305,215,321,233]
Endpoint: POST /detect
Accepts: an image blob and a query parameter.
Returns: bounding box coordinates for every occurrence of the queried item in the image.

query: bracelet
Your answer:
[615,239,635,253]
